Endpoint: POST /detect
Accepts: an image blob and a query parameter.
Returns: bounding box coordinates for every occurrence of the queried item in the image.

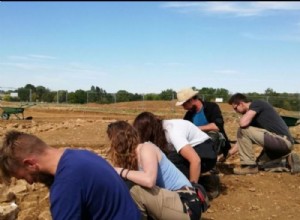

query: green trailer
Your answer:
[281,115,300,144]
[1,107,25,120]
[1,103,35,120]
[281,115,300,127]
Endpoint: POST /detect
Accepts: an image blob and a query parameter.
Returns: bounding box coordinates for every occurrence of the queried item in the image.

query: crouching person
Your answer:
[107,121,209,220]
[0,131,141,220]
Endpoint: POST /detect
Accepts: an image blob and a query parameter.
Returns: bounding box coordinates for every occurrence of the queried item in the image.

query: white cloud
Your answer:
[162,2,300,17]
[214,69,239,75]
[0,55,108,89]
[28,54,57,60]
[241,32,300,42]
[164,62,185,67]
[161,2,203,9]
[143,61,185,67]
[7,54,57,61]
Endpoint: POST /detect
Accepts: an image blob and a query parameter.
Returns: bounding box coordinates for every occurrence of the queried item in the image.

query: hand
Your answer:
[217,143,239,162]
[114,167,122,175]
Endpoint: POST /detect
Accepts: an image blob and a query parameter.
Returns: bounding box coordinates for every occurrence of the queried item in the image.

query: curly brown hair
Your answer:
[106,121,139,170]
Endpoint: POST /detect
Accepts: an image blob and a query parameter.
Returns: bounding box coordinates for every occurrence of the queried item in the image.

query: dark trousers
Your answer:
[167,139,217,179]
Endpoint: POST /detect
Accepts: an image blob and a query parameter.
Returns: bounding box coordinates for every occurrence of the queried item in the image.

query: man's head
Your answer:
[0,131,54,187]
[228,93,251,114]
[176,88,199,110]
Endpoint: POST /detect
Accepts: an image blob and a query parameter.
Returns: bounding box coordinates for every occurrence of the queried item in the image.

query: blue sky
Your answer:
[1,2,300,94]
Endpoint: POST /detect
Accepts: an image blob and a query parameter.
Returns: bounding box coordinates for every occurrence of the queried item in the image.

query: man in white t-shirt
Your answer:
[133,112,220,200]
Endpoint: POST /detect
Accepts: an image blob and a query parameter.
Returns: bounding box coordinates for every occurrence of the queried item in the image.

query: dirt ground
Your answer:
[0,100,299,220]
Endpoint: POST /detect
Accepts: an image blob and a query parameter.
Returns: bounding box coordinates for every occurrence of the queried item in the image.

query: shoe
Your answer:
[257,150,293,172]
[233,165,258,175]
[287,153,300,174]
[206,189,220,201]
[199,173,220,200]
[256,150,271,166]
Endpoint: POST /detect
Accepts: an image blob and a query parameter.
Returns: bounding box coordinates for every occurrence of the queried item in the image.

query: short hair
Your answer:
[228,93,250,105]
[0,130,48,183]
[191,95,199,100]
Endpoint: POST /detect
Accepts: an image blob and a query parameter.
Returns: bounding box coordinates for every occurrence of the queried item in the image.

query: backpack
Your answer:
[191,182,210,213]
[207,131,226,155]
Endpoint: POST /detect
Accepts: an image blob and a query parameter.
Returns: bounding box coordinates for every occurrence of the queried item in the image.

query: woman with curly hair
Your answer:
[107,120,209,220]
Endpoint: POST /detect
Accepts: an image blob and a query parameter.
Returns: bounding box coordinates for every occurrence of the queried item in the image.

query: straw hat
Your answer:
[175,88,199,106]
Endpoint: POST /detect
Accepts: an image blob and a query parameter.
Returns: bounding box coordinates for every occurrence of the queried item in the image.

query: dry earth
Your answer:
[0,101,299,220]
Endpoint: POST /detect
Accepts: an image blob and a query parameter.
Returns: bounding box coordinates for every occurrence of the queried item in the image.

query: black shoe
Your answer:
[199,173,220,200]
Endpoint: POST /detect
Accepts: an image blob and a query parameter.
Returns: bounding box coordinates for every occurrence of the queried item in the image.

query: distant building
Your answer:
[10,92,18,98]
[215,98,223,103]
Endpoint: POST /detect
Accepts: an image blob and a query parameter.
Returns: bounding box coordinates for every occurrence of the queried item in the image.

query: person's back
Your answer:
[249,100,293,142]
[163,119,215,158]
[51,149,141,220]
[107,120,209,220]
[147,143,192,190]
[162,119,220,200]
[228,93,299,175]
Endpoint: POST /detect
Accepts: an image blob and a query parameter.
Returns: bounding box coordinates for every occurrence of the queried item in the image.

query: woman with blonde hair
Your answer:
[107,120,209,220]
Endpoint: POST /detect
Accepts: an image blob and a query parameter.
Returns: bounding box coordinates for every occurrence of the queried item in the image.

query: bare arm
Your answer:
[239,110,257,128]
[199,122,219,132]
[179,145,201,183]
[115,143,159,188]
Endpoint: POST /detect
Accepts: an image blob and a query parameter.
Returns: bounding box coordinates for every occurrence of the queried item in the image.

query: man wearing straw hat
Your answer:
[175,87,232,159]
[175,87,232,200]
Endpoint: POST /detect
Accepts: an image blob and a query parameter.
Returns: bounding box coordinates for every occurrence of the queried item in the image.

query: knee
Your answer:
[237,126,253,138]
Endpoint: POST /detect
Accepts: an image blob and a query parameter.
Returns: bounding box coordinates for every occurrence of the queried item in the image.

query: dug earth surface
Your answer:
[0,101,299,220]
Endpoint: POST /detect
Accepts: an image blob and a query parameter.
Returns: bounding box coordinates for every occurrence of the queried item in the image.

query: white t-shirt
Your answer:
[163,119,211,152]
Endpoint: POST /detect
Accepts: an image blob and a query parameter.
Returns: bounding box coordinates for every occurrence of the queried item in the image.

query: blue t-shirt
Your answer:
[50,149,141,220]
[192,108,209,126]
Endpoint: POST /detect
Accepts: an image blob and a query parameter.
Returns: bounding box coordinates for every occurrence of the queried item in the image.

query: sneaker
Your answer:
[256,150,271,166]
[233,165,259,175]
[287,153,300,174]
[257,150,293,172]
[199,173,220,200]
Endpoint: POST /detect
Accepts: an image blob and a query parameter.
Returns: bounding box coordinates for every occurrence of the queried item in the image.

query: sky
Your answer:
[1,1,300,94]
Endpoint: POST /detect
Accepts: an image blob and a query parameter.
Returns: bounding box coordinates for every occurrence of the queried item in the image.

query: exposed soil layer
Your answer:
[0,101,299,220]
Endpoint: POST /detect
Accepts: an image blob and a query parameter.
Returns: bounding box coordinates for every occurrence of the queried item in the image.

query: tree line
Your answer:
[0,84,299,111]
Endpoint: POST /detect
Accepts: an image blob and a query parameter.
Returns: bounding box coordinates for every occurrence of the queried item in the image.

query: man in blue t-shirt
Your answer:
[175,87,231,200]
[176,88,232,159]
[0,131,141,220]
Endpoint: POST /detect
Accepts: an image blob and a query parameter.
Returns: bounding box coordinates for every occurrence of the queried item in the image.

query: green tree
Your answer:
[265,88,278,96]
[215,88,230,101]
[144,93,160,100]
[198,87,215,101]
[75,90,87,104]
[159,89,175,100]
[116,90,131,102]
[36,86,50,102]
[17,87,30,101]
